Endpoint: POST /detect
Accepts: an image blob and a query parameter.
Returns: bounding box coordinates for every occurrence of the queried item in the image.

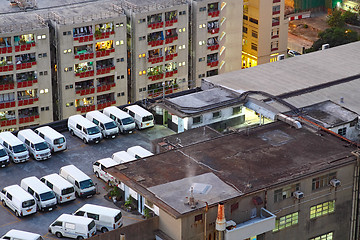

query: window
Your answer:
[274,183,300,202]
[312,172,336,190]
[243,26,248,34]
[272,5,281,14]
[310,232,333,240]
[52,221,62,227]
[179,11,186,15]
[273,212,298,232]
[139,36,146,41]
[87,212,100,220]
[249,18,258,24]
[271,28,279,37]
[199,7,207,12]
[43,53,47,57]
[193,116,202,124]
[194,214,203,222]
[338,127,347,136]
[199,57,205,62]
[212,111,221,119]
[271,41,279,50]
[251,43,257,51]
[138,19,145,23]
[243,15,248,21]
[232,106,241,115]
[251,30,258,38]
[310,200,335,219]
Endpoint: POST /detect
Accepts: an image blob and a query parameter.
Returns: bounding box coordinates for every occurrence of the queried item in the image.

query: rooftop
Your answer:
[288,100,359,128]
[119,0,187,13]
[203,41,360,114]
[0,12,48,33]
[108,121,357,218]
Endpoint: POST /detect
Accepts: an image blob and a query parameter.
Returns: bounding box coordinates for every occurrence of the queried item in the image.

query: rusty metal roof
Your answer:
[107,121,357,218]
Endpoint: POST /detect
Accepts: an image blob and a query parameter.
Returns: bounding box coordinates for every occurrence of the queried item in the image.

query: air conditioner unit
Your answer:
[322,44,330,50]
[277,54,285,61]
[293,190,304,199]
[330,179,341,187]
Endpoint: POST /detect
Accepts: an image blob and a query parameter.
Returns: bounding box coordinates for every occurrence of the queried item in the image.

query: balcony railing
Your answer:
[96,66,115,75]
[76,105,96,113]
[148,40,164,47]
[224,208,276,240]
[18,97,39,106]
[208,10,220,17]
[208,44,219,51]
[95,49,115,58]
[0,47,12,54]
[207,60,219,67]
[0,101,16,109]
[0,83,15,90]
[16,61,36,70]
[208,28,220,34]
[75,70,95,78]
[0,119,16,127]
[148,22,164,30]
[75,52,94,60]
[165,69,178,78]
[97,83,116,93]
[148,73,164,81]
[75,87,95,96]
[18,115,39,124]
[15,43,35,52]
[272,21,280,26]
[165,36,178,44]
[97,100,116,110]
[0,65,14,72]
[95,31,115,40]
[148,56,164,64]
[165,19,178,27]
[74,35,94,43]
[17,79,37,88]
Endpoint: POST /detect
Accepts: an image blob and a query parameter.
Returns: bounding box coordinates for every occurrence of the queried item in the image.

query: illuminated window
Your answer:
[42,35,46,39]
[120,40,124,45]
[182,28,186,32]
[115,41,120,45]
[64,50,67,54]
[310,232,333,240]
[37,35,41,40]
[274,184,300,202]
[310,200,335,219]
[199,24,203,29]
[312,172,336,190]
[139,71,142,75]
[273,212,298,232]
[142,70,146,74]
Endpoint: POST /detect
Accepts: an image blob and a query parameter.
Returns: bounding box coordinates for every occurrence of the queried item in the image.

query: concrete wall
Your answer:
[158,208,182,240]
[89,216,159,240]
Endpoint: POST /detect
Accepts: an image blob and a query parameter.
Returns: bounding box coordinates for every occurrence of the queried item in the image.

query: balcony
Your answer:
[76,105,95,113]
[18,115,39,124]
[224,208,276,240]
[97,100,116,110]
[18,97,39,106]
[208,28,220,34]
[0,47,12,54]
[74,35,94,43]
[165,36,178,45]
[0,119,16,127]
[97,83,115,93]
[148,56,164,64]
[75,70,94,78]
[15,43,35,52]
[0,65,14,72]
[0,83,15,90]
[75,52,94,60]
[208,44,219,51]
[17,79,37,88]
[95,31,115,40]
[16,61,36,70]
[272,21,280,26]
[75,87,95,96]
[165,19,178,27]
[96,65,115,76]
[148,22,164,30]
[165,53,177,61]
[148,73,164,81]
[165,69,178,78]
[207,60,219,67]
[208,10,220,18]
[0,101,16,109]
[273,10,280,15]
[96,49,115,58]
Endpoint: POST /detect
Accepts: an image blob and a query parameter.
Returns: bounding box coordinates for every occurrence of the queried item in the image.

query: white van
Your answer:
[34,126,67,152]
[0,184,36,217]
[124,105,154,130]
[0,144,10,168]
[127,146,154,159]
[40,173,76,204]
[0,132,29,163]
[103,106,135,134]
[48,214,96,239]
[74,204,123,233]
[93,158,119,186]
[20,176,57,212]
[59,165,96,198]
[17,129,51,161]
[1,230,43,240]
[112,151,136,164]
[86,110,119,138]
[68,115,102,144]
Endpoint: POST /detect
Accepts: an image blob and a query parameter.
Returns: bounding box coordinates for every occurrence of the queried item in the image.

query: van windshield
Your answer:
[54,137,65,145]
[87,127,100,135]
[114,211,122,223]
[88,220,96,231]
[13,144,27,153]
[40,191,56,201]
[22,199,35,208]
[142,115,153,122]
[79,179,94,189]
[35,142,49,151]
[0,149,7,157]
[62,187,75,195]
[104,122,117,130]
[122,117,134,125]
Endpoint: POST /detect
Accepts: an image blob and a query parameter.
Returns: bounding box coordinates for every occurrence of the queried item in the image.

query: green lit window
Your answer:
[310,231,333,240]
[273,212,298,232]
[310,200,335,219]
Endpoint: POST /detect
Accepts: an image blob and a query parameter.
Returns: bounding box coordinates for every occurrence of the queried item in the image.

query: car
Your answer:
[288,50,301,57]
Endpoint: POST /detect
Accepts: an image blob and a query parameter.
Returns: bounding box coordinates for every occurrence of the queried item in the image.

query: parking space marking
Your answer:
[0,219,20,228]
[43,232,57,240]
[1,204,17,218]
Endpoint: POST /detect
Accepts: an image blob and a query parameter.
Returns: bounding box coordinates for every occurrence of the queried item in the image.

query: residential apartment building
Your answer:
[106,121,359,240]
[191,0,243,87]
[44,3,128,120]
[120,0,189,102]
[0,13,53,131]
[242,0,288,68]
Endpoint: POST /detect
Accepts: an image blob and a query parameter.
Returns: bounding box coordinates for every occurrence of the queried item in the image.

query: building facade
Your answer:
[0,13,53,131]
[242,0,288,68]
[46,3,128,120]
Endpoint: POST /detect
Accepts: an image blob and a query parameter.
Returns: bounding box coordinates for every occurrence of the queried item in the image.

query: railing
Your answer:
[76,105,96,113]
[75,70,95,78]
[17,79,38,88]
[0,119,16,127]
[95,31,115,40]
[208,10,220,17]
[0,46,12,54]
[74,35,94,43]
[208,28,220,34]
[0,101,16,109]
[165,53,177,61]
[148,85,179,98]
[0,83,15,90]
[148,22,164,29]
[19,115,39,124]
[165,69,178,78]
[272,22,280,26]
[208,44,219,51]
[148,73,164,81]
[16,61,36,70]
[165,36,178,44]
[148,40,164,47]
[15,42,35,52]
[148,56,164,64]
[165,19,177,27]
[75,52,94,60]
[75,87,95,96]
[18,97,39,106]
[97,100,116,110]
[95,49,115,58]
[0,65,14,72]
[207,60,219,67]
[96,66,115,75]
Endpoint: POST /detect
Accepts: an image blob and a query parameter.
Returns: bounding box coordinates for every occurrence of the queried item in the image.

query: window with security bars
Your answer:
[310,232,333,240]
[310,200,335,219]
[312,172,336,190]
[274,183,300,202]
[273,212,298,232]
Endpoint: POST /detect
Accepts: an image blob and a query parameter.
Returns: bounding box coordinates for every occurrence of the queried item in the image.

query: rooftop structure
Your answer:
[0,12,47,33]
[202,41,360,114]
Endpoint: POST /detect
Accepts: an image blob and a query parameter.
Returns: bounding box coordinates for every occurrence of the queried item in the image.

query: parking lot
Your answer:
[0,125,175,238]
